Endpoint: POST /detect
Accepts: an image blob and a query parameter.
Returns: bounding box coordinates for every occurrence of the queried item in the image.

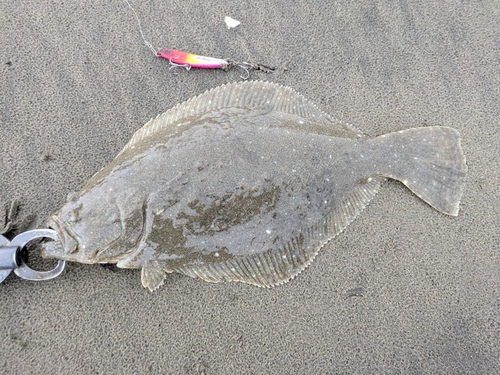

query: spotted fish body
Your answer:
[42,82,467,291]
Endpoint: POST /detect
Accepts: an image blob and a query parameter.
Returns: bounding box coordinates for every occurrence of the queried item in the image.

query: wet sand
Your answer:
[1,1,499,373]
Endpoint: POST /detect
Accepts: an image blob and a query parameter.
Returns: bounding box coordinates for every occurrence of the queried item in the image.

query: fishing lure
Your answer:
[156,48,229,70]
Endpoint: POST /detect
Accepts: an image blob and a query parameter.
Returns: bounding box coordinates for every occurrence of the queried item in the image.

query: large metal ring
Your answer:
[12,229,66,281]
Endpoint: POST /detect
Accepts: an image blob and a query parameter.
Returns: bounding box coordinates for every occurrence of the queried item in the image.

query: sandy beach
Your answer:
[1,1,499,373]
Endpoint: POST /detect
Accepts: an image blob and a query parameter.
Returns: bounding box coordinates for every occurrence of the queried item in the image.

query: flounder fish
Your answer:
[42,81,467,291]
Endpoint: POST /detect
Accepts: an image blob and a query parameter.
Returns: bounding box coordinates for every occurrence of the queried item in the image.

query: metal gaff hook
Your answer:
[0,229,66,283]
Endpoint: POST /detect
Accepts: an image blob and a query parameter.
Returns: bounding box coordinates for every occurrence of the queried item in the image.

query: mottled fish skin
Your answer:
[42,81,467,291]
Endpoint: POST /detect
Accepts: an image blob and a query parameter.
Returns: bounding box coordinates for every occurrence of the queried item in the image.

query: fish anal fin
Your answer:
[141,265,166,292]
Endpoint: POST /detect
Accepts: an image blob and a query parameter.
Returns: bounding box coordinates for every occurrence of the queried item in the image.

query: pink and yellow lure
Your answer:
[157,48,229,69]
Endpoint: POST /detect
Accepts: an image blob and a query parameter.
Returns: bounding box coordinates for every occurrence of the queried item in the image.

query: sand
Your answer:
[1,1,499,373]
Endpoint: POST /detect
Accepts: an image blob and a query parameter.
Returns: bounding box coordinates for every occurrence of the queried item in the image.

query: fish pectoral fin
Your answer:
[141,266,166,292]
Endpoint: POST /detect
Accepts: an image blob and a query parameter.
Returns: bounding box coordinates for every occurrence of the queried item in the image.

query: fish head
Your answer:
[42,189,144,264]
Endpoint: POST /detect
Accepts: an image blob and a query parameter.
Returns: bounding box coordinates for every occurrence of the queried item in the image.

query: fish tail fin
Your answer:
[370,126,467,216]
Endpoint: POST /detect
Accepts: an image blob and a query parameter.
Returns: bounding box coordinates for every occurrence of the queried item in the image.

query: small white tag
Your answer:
[224,16,241,29]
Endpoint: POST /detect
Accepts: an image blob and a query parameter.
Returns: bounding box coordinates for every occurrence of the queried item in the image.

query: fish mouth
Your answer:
[43,216,80,259]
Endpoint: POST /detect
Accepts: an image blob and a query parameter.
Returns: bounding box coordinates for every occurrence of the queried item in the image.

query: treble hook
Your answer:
[0,229,65,284]
[168,61,192,74]
[233,61,276,80]
[237,64,251,80]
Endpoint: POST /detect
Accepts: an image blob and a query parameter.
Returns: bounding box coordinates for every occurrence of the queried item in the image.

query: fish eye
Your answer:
[67,203,83,224]
[68,213,80,225]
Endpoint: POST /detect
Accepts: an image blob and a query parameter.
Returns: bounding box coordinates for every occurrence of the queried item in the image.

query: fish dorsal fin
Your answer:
[173,176,384,287]
[118,81,362,157]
